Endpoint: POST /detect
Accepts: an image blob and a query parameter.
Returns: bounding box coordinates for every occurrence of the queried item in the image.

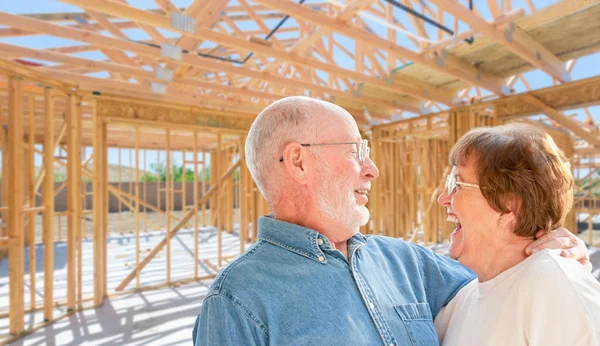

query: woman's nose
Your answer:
[438,187,451,207]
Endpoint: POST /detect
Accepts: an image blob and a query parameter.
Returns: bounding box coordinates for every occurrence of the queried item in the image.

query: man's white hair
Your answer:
[245,96,338,207]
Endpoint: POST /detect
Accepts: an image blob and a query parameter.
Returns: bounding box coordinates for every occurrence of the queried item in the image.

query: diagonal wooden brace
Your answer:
[115,160,240,291]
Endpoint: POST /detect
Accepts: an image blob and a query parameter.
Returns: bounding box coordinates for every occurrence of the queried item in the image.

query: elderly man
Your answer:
[193,96,587,345]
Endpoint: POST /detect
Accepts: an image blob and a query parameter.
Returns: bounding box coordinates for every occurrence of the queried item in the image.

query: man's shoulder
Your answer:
[365,234,414,251]
[208,241,269,295]
[364,234,435,259]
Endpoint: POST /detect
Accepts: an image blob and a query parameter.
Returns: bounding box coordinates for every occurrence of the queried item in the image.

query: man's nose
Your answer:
[363,156,379,179]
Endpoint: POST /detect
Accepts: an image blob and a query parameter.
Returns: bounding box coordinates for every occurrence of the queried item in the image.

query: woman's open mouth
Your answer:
[447,215,462,235]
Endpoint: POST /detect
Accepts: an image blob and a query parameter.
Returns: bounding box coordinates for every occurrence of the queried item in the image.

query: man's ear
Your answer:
[282,142,309,185]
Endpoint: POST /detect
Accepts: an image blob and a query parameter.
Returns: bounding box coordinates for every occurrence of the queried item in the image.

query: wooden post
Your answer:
[165,129,171,285]
[217,134,223,267]
[210,151,217,227]
[8,76,25,336]
[115,161,240,291]
[77,118,83,310]
[156,149,160,213]
[93,100,103,305]
[66,93,81,311]
[193,132,199,279]
[27,95,36,310]
[182,148,187,216]
[1,126,8,234]
[135,127,140,289]
[201,152,206,226]
[43,87,55,321]
[118,147,122,234]
[226,146,233,233]
[102,122,108,296]
[143,149,147,234]
[129,147,133,226]
[240,136,247,253]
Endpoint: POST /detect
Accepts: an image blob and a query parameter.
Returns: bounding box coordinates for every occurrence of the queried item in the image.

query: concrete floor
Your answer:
[8,281,211,346]
[2,230,599,345]
[0,227,241,345]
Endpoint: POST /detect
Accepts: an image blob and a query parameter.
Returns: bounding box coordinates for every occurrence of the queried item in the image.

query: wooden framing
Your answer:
[8,76,25,336]
[1,1,600,342]
[66,93,81,311]
[43,87,55,321]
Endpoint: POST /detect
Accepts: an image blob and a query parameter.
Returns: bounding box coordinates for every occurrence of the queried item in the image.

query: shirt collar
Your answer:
[257,216,367,263]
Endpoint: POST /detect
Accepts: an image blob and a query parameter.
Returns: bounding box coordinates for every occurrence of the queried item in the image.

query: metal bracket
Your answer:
[151,82,167,95]
[155,67,174,82]
[160,43,182,61]
[171,12,196,34]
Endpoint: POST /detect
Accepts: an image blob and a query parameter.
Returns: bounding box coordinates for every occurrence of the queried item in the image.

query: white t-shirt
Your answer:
[434,249,600,346]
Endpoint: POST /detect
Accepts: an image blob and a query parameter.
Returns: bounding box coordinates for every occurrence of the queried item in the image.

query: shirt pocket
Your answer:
[394,303,438,346]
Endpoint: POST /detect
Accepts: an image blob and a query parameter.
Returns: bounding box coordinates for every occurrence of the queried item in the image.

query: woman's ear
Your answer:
[501,196,521,227]
[282,142,309,185]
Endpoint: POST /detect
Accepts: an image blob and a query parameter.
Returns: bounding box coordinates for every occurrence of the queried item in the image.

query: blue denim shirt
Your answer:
[193,216,475,345]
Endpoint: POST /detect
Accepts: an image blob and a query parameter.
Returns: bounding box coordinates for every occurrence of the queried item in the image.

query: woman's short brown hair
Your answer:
[449,123,573,237]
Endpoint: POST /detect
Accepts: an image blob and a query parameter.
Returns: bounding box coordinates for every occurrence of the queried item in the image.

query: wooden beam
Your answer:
[0,44,285,101]
[521,94,600,148]
[0,13,406,113]
[43,87,55,321]
[193,132,199,279]
[92,101,105,306]
[8,76,25,336]
[41,69,267,115]
[166,129,171,285]
[27,95,36,311]
[115,160,241,291]
[55,0,455,104]
[0,58,74,93]
[135,126,140,289]
[253,0,506,95]
[66,94,81,311]
[430,0,566,82]
[153,0,180,14]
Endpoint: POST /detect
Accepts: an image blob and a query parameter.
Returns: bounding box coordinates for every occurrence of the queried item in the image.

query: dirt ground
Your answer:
[24,208,241,242]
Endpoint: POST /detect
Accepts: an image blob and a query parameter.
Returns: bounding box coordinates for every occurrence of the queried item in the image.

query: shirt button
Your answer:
[317,238,324,246]
[318,256,325,262]
[369,302,375,310]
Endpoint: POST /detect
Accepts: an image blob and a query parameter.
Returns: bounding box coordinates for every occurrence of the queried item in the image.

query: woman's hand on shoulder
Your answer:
[525,227,590,265]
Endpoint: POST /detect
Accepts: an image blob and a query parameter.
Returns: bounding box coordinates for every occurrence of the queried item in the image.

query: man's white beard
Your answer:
[315,164,370,230]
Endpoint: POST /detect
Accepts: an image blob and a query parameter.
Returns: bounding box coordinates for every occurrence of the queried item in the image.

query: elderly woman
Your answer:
[434,123,600,345]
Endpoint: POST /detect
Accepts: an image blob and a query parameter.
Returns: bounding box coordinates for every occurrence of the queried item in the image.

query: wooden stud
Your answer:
[92,98,105,305]
[66,93,81,311]
[240,136,247,253]
[43,87,55,321]
[182,148,187,216]
[8,76,25,336]
[193,132,199,279]
[115,160,241,291]
[77,114,83,310]
[1,126,8,237]
[135,126,140,289]
[201,152,206,227]
[217,134,223,267]
[166,129,171,285]
[27,95,36,310]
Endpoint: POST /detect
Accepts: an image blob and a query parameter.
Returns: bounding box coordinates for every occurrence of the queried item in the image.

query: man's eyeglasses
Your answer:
[279,139,371,163]
[445,173,481,196]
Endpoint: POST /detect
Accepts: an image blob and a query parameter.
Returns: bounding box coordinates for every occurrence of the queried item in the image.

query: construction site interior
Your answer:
[0,0,599,344]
